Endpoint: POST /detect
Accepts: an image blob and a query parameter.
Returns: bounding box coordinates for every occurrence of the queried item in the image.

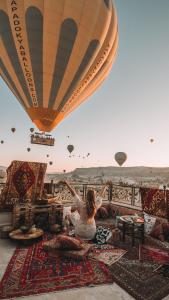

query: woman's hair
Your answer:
[86,189,96,220]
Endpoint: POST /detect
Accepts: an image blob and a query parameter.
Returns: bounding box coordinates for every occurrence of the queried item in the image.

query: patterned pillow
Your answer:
[57,235,83,250]
[162,222,169,241]
[95,209,101,219]
[150,223,165,241]
[95,226,112,244]
[43,238,60,251]
[144,212,156,234]
[43,235,83,251]
[99,207,109,219]
[107,204,115,218]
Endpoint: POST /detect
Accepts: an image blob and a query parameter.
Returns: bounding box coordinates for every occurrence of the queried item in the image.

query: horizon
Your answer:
[1,0,169,172]
[2,164,169,173]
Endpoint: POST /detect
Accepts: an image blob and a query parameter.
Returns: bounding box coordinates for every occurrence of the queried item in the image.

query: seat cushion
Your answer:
[57,235,83,250]
[150,223,165,242]
[43,235,83,252]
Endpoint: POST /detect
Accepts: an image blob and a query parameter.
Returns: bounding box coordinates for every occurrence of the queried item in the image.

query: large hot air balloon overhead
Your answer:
[0,0,118,132]
[115,152,127,166]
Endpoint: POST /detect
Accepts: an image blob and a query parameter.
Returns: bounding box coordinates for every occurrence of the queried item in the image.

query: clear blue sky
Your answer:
[1,0,169,172]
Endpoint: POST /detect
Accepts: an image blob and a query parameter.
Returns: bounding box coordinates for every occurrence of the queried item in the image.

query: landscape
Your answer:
[1,165,169,188]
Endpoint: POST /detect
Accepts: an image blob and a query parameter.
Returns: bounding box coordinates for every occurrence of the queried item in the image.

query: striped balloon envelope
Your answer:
[0,0,118,132]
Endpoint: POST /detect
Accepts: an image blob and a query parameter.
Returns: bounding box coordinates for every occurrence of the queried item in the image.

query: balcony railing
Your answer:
[44,182,142,207]
[0,181,142,207]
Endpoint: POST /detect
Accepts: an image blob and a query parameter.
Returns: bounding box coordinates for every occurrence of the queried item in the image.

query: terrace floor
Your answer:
[0,238,169,300]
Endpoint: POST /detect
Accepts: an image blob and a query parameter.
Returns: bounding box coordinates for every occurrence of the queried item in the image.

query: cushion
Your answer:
[49,243,92,260]
[144,212,156,234]
[95,209,101,219]
[99,207,109,219]
[57,235,83,250]
[162,222,169,241]
[59,243,92,259]
[95,226,112,244]
[107,204,116,218]
[150,223,165,242]
[43,238,60,251]
[43,235,83,252]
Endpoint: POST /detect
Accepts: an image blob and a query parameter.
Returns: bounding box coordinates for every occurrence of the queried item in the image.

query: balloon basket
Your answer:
[30,132,55,146]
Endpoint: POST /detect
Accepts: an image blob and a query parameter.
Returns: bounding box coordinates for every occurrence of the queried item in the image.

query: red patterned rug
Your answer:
[0,236,113,299]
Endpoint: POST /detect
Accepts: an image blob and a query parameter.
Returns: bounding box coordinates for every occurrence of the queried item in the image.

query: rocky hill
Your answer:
[1,165,169,187]
[45,166,169,187]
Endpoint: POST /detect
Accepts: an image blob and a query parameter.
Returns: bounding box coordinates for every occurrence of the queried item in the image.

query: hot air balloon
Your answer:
[115,152,127,167]
[46,154,49,158]
[0,1,118,132]
[27,147,31,152]
[1,140,4,144]
[67,144,74,154]
[63,169,66,173]
[30,128,34,133]
[150,138,154,143]
[49,161,53,165]
[11,127,16,133]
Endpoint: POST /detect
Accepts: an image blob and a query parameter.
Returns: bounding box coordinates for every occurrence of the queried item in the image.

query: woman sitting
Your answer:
[58,180,109,240]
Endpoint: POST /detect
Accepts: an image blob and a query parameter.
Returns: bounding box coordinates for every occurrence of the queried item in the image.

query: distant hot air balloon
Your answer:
[150,138,154,143]
[63,169,66,173]
[115,152,127,166]
[30,128,34,133]
[49,161,53,165]
[27,147,31,152]
[0,1,118,132]
[67,144,74,154]
[46,154,49,158]
[1,140,4,144]
[11,127,16,133]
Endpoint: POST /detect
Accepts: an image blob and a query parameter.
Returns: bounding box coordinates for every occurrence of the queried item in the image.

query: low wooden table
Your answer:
[118,215,144,246]
[9,228,44,244]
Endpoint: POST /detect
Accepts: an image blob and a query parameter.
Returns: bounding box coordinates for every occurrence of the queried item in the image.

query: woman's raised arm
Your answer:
[58,180,77,197]
[99,181,111,198]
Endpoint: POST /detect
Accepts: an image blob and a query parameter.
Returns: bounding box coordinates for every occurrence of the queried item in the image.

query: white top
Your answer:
[73,194,102,240]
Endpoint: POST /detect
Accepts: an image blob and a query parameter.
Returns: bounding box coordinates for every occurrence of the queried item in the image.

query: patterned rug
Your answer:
[0,160,47,209]
[0,236,114,299]
[89,244,127,266]
[110,242,169,300]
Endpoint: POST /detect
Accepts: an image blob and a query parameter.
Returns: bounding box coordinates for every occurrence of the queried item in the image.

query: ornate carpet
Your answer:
[0,236,114,299]
[110,241,169,300]
[89,244,127,266]
[0,160,47,209]
[140,187,169,218]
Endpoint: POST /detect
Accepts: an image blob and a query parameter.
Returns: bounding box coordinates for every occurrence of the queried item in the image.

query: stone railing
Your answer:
[0,181,142,207]
[44,182,141,207]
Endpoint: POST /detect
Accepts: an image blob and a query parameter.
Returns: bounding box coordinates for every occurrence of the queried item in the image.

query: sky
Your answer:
[1,0,169,172]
